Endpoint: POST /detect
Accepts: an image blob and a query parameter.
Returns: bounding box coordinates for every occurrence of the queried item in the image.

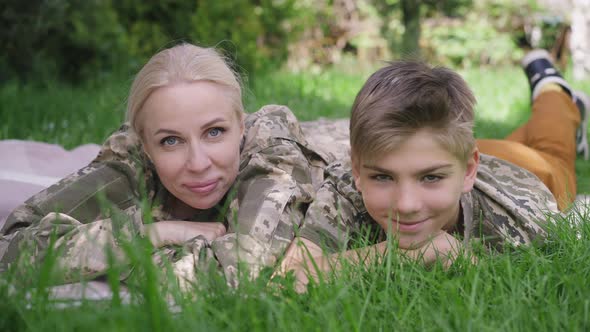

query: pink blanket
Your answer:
[0,140,100,227]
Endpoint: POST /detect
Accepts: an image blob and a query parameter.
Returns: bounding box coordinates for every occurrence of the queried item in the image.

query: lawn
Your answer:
[1,65,590,331]
[2,65,589,192]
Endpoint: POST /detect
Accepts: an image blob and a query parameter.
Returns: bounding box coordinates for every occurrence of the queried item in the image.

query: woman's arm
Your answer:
[0,124,149,279]
[146,221,226,248]
[0,161,145,280]
[210,105,324,285]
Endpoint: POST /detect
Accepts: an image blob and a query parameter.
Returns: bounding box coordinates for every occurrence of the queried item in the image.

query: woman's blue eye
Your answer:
[160,136,178,146]
[208,127,224,137]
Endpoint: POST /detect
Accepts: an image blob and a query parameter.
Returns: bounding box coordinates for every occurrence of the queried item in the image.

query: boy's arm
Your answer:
[275,162,367,288]
[281,231,466,292]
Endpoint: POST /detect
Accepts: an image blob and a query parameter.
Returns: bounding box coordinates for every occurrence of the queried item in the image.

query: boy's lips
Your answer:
[392,219,427,233]
[184,179,219,194]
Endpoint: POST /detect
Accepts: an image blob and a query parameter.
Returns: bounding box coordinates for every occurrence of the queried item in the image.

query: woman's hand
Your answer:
[145,221,226,248]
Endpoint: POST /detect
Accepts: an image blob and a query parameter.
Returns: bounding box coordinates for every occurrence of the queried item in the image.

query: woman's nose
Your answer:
[185,143,212,172]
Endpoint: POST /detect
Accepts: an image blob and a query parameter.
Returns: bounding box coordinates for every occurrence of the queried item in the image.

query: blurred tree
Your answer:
[373,0,472,57]
[1,0,305,83]
[401,0,421,56]
[1,0,127,82]
[570,0,590,80]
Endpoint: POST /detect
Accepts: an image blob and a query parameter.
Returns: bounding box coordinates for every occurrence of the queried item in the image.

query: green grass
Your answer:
[2,65,590,331]
[1,217,590,331]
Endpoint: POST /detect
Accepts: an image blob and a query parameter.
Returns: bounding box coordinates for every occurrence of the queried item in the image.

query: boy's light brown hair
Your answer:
[350,60,477,165]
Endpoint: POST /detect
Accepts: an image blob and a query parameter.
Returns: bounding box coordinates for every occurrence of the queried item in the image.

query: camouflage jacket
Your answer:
[298,153,560,253]
[0,105,338,287]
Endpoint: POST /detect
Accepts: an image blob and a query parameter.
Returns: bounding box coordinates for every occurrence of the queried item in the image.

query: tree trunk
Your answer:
[571,0,590,80]
[401,0,421,57]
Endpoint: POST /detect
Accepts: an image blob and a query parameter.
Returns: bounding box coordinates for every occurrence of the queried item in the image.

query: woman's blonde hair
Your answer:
[126,43,244,136]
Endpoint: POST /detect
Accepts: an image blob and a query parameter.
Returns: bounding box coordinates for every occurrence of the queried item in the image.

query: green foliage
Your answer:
[190,0,302,75]
[374,0,538,67]
[0,0,306,82]
[422,13,525,67]
[0,0,128,82]
[373,0,474,58]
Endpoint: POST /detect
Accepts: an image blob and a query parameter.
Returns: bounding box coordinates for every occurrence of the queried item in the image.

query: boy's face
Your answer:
[352,129,479,250]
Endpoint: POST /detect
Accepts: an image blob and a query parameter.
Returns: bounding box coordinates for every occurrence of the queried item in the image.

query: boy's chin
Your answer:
[396,235,431,250]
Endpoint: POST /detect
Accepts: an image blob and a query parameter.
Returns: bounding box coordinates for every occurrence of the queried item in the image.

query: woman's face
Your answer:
[140,81,244,210]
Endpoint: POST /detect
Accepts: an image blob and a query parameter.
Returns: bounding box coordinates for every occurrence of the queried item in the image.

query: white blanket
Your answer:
[0,140,100,227]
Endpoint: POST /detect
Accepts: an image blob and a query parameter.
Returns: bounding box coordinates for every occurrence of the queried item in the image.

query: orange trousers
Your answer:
[476,90,580,211]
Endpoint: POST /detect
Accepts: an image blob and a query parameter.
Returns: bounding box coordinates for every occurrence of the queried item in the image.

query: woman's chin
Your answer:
[176,192,223,211]
[187,197,221,210]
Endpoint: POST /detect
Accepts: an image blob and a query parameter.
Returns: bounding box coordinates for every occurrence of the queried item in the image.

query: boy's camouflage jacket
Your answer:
[0,105,346,287]
[299,154,560,252]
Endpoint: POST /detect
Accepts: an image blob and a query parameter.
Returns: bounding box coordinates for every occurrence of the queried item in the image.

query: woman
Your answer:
[0,43,338,287]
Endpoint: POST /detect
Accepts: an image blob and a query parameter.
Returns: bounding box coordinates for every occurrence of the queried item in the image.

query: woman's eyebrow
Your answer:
[201,117,227,129]
[153,128,181,136]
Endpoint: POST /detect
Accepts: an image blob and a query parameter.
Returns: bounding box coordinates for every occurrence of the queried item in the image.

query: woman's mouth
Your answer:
[184,180,219,194]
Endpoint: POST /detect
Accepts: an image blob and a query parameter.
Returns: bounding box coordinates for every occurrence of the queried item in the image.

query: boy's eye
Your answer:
[422,174,443,183]
[370,174,392,182]
[160,136,179,146]
[208,127,225,138]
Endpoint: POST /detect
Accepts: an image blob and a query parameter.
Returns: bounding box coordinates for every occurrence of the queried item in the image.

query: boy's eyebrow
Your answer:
[363,163,454,174]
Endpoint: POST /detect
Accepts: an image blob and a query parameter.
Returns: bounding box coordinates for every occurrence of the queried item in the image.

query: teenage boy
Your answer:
[277,50,589,288]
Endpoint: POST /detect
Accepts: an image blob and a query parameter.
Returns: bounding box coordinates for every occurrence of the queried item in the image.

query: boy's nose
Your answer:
[185,143,212,172]
[393,185,422,216]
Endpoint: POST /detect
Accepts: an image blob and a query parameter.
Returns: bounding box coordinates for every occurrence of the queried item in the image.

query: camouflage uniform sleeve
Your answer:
[210,105,321,285]
[298,161,366,252]
[464,154,559,251]
[0,123,146,279]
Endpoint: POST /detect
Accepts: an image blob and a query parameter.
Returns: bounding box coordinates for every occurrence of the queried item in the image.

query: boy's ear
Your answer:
[462,148,479,193]
[351,154,362,192]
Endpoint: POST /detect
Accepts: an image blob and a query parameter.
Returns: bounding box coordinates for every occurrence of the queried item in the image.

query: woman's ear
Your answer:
[462,148,480,193]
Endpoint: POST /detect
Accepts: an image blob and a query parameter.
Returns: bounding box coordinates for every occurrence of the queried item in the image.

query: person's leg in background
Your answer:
[476,50,588,210]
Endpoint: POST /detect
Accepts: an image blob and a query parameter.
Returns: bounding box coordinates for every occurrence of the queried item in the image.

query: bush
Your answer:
[0,0,306,83]
[422,14,524,67]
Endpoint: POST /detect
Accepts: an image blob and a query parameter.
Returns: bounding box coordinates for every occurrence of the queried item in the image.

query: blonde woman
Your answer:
[0,43,338,287]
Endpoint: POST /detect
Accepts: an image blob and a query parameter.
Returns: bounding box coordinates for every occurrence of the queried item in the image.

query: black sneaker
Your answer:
[521,49,572,100]
[574,91,589,160]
